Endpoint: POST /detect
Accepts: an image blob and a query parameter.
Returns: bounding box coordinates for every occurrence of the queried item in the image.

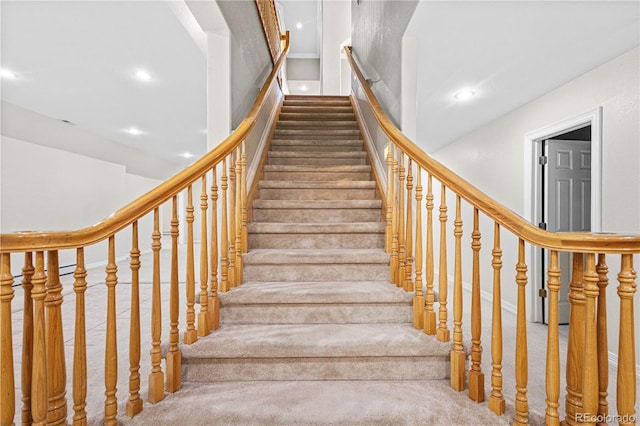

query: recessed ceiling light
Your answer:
[296,22,303,29]
[125,127,144,136]
[454,90,476,101]
[135,70,151,81]
[300,85,308,92]
[181,152,195,159]
[1,68,19,79]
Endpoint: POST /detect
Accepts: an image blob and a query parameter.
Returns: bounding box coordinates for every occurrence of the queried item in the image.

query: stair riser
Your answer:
[270,144,362,152]
[283,101,351,108]
[249,233,385,249]
[243,263,389,282]
[259,188,376,200]
[252,208,382,223]
[264,171,370,181]
[182,356,449,382]
[279,114,355,121]
[281,106,353,113]
[220,304,411,324]
[268,157,366,166]
[275,131,361,139]
[277,122,359,129]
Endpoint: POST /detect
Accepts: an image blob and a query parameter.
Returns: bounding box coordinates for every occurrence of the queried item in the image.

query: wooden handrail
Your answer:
[344,46,639,254]
[0,32,290,253]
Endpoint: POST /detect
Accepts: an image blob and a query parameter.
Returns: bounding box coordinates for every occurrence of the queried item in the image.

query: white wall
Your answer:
[432,47,639,367]
[321,0,350,95]
[1,136,161,267]
[351,0,418,125]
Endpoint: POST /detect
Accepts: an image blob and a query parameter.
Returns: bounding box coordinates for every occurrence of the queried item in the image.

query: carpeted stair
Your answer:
[123,95,510,425]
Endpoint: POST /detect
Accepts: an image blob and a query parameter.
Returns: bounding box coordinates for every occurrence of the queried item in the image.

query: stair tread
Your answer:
[268,151,366,158]
[258,180,374,189]
[182,323,450,359]
[271,139,362,144]
[253,199,382,209]
[121,380,511,426]
[220,281,411,305]
[264,164,370,172]
[248,222,385,234]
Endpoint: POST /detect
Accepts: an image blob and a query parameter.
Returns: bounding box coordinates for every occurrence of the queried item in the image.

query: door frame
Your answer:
[523,107,602,323]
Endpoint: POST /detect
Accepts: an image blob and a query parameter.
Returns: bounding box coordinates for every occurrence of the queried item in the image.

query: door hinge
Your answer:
[539,288,548,298]
[538,222,547,230]
[538,155,548,165]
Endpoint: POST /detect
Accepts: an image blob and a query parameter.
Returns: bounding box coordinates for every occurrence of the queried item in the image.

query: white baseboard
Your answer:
[246,83,283,189]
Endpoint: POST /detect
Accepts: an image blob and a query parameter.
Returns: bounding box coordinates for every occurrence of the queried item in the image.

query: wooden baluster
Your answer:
[241,141,248,255]
[30,252,48,426]
[468,207,484,402]
[45,251,67,425]
[198,175,210,336]
[235,148,243,285]
[126,223,143,417]
[21,253,35,425]
[437,184,450,342]
[595,254,608,424]
[413,166,424,329]
[397,152,406,289]
[514,238,529,425]
[148,208,164,404]
[545,250,561,425]
[166,196,181,393]
[451,195,465,391]
[385,141,392,253]
[185,185,198,344]
[390,146,399,285]
[0,253,15,426]
[566,252,585,425]
[616,254,636,426]
[72,248,88,425]
[209,166,220,329]
[405,158,414,292]
[229,154,237,288]
[424,174,436,335]
[488,223,505,415]
[220,159,230,293]
[582,253,599,425]
[104,238,118,425]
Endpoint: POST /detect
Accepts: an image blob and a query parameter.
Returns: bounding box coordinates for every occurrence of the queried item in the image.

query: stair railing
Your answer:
[0,32,289,426]
[345,45,638,425]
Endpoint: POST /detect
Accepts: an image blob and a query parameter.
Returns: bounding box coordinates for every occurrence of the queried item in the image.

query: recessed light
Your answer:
[135,70,151,81]
[296,22,303,29]
[454,90,476,101]
[300,85,308,92]
[181,152,195,159]
[1,68,19,79]
[125,127,144,136]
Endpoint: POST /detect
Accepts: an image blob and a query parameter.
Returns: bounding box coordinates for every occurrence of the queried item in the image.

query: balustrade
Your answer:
[0,11,287,424]
[344,44,637,426]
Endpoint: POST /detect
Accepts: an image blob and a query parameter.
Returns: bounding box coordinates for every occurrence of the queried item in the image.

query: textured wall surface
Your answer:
[217,0,272,128]
[351,0,418,126]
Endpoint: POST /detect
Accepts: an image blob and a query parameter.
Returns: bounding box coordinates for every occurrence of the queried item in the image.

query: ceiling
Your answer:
[278,0,320,59]
[406,1,640,152]
[1,1,638,168]
[1,1,206,164]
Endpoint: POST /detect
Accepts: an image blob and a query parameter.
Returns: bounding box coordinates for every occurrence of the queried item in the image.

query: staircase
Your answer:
[124,95,508,425]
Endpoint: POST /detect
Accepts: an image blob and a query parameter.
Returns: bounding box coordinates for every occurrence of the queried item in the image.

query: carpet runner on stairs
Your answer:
[123,95,510,425]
